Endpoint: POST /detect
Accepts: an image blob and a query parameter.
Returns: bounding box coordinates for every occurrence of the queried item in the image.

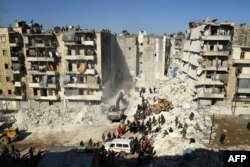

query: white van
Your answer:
[104,138,133,154]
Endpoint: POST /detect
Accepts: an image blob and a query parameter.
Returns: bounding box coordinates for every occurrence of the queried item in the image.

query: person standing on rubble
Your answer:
[102,133,105,142]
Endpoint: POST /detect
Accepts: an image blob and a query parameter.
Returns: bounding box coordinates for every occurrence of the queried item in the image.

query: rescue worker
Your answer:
[102,133,105,142]
[88,138,93,146]
[220,133,226,144]
[160,114,166,125]
[180,127,187,138]
[162,130,168,138]
[107,132,111,141]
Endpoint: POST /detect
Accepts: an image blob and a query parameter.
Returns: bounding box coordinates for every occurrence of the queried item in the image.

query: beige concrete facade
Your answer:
[177,21,234,106]
[0,26,26,110]
[227,25,250,108]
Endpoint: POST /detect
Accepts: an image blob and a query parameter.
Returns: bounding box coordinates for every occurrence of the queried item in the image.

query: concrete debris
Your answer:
[12,104,107,130]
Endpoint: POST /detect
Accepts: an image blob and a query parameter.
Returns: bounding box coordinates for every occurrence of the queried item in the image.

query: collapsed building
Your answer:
[0,21,169,109]
[173,19,250,108]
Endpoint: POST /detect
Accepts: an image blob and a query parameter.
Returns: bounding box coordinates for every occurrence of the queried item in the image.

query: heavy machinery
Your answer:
[0,121,19,145]
[107,91,128,123]
[151,98,173,114]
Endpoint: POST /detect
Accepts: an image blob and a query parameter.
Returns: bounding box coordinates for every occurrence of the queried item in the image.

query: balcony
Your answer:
[13,70,20,74]
[9,42,19,47]
[237,88,250,94]
[205,66,228,72]
[83,40,95,46]
[64,83,99,89]
[202,51,230,56]
[65,55,95,61]
[237,74,250,79]
[233,59,250,65]
[11,57,19,61]
[196,93,225,99]
[202,35,231,41]
[26,57,55,62]
[66,69,95,75]
[195,80,224,87]
[14,81,25,87]
[65,95,102,101]
[29,95,60,101]
[29,82,57,88]
[27,70,57,75]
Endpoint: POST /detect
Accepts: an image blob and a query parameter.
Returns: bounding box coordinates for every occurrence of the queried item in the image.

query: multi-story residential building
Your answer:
[0,24,26,110]
[22,23,61,107]
[178,20,234,106]
[168,32,185,77]
[136,30,167,87]
[228,24,250,108]
[57,29,113,106]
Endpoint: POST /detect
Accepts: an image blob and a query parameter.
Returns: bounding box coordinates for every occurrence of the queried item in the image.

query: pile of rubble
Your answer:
[124,77,213,160]
[12,104,108,130]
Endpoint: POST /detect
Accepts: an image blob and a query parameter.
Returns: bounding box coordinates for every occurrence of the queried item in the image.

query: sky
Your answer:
[0,0,250,35]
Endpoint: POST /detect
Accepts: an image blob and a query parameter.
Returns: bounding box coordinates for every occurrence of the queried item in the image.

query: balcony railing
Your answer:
[202,35,231,41]
[202,51,230,56]
[65,55,95,61]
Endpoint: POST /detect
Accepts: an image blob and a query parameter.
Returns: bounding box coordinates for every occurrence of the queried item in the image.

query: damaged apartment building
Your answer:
[228,24,250,108]
[178,20,234,106]
[175,19,250,108]
[168,32,185,78]
[0,23,26,110]
[0,20,168,110]
[57,28,113,107]
[0,20,114,109]
[115,30,168,89]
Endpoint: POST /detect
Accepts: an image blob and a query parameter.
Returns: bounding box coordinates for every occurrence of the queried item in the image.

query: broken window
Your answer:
[33,88,38,96]
[68,49,72,55]
[6,77,10,82]
[4,64,9,69]
[0,89,2,95]
[68,63,72,71]
[8,90,12,95]
[210,45,214,51]
[3,49,7,56]
[0,35,6,43]
[240,52,245,59]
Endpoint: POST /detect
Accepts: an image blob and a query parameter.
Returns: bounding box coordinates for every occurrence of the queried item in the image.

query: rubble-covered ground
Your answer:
[1,77,250,166]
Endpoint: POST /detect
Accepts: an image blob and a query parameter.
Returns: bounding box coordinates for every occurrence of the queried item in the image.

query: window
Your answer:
[0,89,2,95]
[110,144,115,148]
[4,64,9,69]
[240,52,245,59]
[8,90,12,95]
[128,47,131,50]
[3,49,7,56]
[6,77,10,82]
[49,101,53,105]
[140,43,143,46]
[116,144,122,147]
[210,45,214,51]
[122,144,129,148]
[0,35,6,43]
[33,88,38,96]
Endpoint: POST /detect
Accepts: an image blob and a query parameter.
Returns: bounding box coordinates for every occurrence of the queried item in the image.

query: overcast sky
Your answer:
[1,0,250,35]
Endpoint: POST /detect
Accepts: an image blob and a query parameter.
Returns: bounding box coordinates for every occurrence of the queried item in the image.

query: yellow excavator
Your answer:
[0,121,19,145]
[151,98,174,114]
